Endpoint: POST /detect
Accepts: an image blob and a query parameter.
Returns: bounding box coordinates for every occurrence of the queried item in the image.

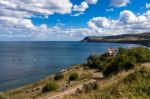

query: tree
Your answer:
[83,82,99,92]
[54,74,64,80]
[42,81,59,93]
[69,73,79,81]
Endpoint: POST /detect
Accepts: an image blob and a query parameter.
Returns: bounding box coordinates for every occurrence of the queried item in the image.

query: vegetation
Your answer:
[42,81,59,93]
[123,67,150,97]
[86,47,150,76]
[82,33,150,47]
[69,73,79,81]
[2,65,95,99]
[0,93,6,99]
[103,47,150,76]
[54,74,64,80]
[83,82,98,93]
[66,47,150,99]
[1,47,150,99]
[65,65,150,99]
[87,53,112,71]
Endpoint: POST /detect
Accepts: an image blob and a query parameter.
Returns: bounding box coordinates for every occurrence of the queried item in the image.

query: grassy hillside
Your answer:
[64,63,150,99]
[82,33,150,47]
[64,47,150,99]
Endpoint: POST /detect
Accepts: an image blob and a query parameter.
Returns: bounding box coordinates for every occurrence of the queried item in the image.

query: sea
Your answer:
[0,41,140,91]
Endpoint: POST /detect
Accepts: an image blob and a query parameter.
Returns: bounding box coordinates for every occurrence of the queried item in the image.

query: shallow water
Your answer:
[0,41,140,91]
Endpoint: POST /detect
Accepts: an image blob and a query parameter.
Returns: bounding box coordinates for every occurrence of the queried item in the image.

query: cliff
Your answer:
[81,33,150,47]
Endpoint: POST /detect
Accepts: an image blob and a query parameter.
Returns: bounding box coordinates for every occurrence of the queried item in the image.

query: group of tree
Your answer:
[86,47,150,76]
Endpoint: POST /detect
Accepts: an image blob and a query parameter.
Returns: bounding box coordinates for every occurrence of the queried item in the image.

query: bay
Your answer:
[0,41,140,91]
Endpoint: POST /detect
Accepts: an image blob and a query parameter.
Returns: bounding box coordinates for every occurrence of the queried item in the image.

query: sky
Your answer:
[0,0,150,41]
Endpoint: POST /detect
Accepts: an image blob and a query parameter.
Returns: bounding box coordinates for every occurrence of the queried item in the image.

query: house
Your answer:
[107,48,117,56]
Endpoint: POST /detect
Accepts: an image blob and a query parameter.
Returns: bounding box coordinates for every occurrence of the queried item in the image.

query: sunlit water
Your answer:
[0,41,140,91]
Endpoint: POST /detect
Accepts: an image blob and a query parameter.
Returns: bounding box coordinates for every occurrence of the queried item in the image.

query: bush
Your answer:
[123,67,150,96]
[128,47,150,63]
[0,93,6,99]
[86,54,112,71]
[69,73,78,81]
[83,82,98,92]
[87,54,100,69]
[85,47,150,77]
[42,81,59,93]
[103,47,150,76]
[54,74,64,80]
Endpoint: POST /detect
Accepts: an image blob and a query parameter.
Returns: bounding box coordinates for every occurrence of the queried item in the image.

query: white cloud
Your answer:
[85,0,98,4]
[72,0,98,16]
[0,0,149,41]
[119,10,137,24]
[119,10,148,24]
[87,10,150,35]
[0,0,74,30]
[106,8,114,12]
[2,0,73,16]
[0,0,98,41]
[72,12,84,16]
[146,3,150,8]
[73,2,89,12]
[111,0,129,7]
[0,0,90,40]
[88,17,111,28]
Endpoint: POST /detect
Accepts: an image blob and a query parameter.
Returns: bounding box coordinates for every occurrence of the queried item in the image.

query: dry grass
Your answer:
[64,63,150,99]
[2,64,99,99]
[2,63,149,99]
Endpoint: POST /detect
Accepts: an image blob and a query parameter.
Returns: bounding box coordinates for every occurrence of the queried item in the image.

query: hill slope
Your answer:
[64,63,150,99]
[82,33,150,47]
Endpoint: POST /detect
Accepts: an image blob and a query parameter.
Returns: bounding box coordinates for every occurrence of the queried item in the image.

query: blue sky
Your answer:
[0,0,150,41]
[32,0,148,27]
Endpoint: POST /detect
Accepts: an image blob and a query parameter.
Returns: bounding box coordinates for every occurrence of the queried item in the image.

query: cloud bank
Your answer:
[0,0,149,41]
[88,10,150,35]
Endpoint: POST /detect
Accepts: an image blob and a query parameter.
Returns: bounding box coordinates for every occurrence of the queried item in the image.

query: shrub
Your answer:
[83,82,98,92]
[123,67,150,96]
[103,47,150,76]
[86,54,112,71]
[42,81,59,93]
[54,74,64,80]
[69,73,78,81]
[0,93,6,99]
[87,54,100,69]
[128,47,150,63]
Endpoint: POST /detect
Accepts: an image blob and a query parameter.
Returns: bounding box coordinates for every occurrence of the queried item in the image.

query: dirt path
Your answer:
[41,79,96,99]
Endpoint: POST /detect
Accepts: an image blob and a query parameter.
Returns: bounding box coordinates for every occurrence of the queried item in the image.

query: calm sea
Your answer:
[0,41,140,91]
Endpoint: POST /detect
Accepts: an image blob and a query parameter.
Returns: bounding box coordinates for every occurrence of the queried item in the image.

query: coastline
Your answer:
[0,42,141,93]
[82,40,150,47]
[3,64,78,92]
[81,33,150,47]
[0,41,148,93]
[1,64,82,98]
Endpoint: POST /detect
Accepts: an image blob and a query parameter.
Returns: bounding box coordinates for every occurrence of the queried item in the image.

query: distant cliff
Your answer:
[81,33,150,47]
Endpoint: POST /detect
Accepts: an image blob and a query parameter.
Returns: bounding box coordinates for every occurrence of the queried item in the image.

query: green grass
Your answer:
[64,64,150,99]
[42,81,59,93]
[123,67,150,98]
